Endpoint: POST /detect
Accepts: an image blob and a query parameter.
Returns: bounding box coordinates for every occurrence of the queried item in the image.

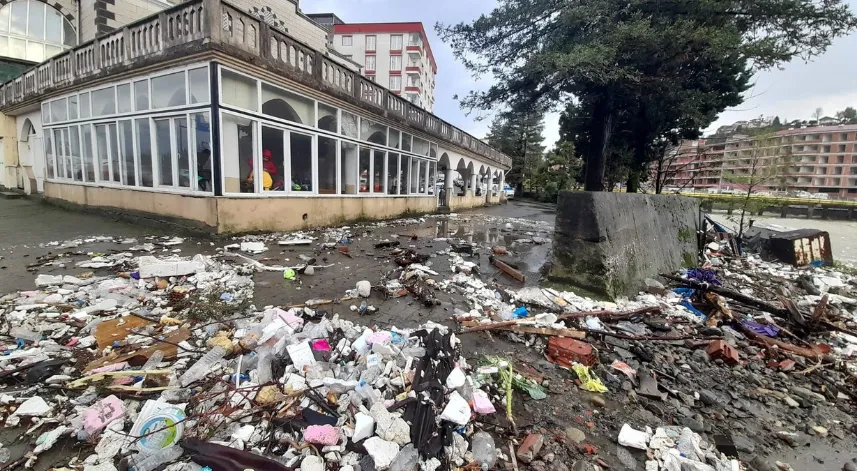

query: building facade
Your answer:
[657,125,857,199]
[324,22,436,112]
[0,0,510,233]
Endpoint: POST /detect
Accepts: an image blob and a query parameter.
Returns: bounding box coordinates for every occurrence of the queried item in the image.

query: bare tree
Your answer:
[813,107,824,122]
[652,141,720,194]
[722,133,794,241]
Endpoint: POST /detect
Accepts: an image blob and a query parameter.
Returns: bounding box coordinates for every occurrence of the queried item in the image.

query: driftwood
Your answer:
[460,306,660,334]
[660,273,790,318]
[489,256,525,282]
[460,320,586,338]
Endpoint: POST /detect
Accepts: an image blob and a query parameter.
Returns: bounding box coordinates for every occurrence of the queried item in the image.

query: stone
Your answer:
[353,412,375,442]
[301,455,325,471]
[516,434,544,463]
[565,427,586,444]
[678,416,704,433]
[783,396,800,408]
[699,390,718,406]
[356,280,372,297]
[588,394,606,408]
[791,386,826,403]
[691,349,710,364]
[304,265,315,276]
[370,403,410,446]
[812,426,828,437]
[548,192,700,299]
[731,434,755,454]
[364,437,400,470]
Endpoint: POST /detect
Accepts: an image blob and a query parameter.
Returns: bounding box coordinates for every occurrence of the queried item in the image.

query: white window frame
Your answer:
[390,34,402,50]
[365,35,376,51]
[341,35,352,46]
[390,55,402,71]
[389,75,401,91]
[365,55,376,71]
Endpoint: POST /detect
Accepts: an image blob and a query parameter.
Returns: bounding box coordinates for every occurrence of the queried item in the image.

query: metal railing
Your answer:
[0,0,512,168]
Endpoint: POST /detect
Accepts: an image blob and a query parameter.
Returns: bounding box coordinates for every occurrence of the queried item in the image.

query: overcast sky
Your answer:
[304,0,857,147]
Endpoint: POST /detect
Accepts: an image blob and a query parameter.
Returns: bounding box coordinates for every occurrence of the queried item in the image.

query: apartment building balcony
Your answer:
[405,85,420,93]
[0,0,511,232]
[405,65,420,74]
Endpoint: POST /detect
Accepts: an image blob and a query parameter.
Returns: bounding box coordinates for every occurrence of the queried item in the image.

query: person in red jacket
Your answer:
[247,149,283,190]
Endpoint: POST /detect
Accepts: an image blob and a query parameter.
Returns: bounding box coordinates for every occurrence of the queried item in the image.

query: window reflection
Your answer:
[0,0,77,62]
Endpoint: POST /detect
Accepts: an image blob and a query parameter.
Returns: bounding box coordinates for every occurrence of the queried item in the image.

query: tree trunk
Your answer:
[655,157,664,194]
[584,95,613,192]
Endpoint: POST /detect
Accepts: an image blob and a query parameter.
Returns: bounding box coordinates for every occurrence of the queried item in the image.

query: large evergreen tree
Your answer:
[486,109,546,194]
[438,0,857,191]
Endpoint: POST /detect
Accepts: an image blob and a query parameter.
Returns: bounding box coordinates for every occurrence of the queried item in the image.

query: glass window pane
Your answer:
[134,80,149,111]
[68,95,77,120]
[175,117,190,187]
[9,37,25,59]
[401,133,412,152]
[260,126,284,192]
[44,44,61,59]
[70,125,81,181]
[63,18,76,46]
[400,155,410,194]
[410,158,419,193]
[373,149,385,193]
[53,129,65,178]
[222,113,255,193]
[387,153,399,194]
[192,113,211,191]
[45,129,54,178]
[318,103,337,132]
[92,87,115,116]
[420,160,428,194]
[262,83,313,125]
[0,37,8,57]
[41,103,49,123]
[79,92,90,118]
[341,111,358,137]
[82,124,94,182]
[26,41,43,62]
[290,132,312,192]
[189,67,208,104]
[221,69,257,111]
[152,71,186,108]
[154,118,173,186]
[318,136,336,194]
[413,137,429,156]
[361,118,386,145]
[45,8,62,43]
[428,162,436,195]
[50,98,67,122]
[389,129,400,149]
[340,141,357,194]
[136,119,153,187]
[108,123,120,183]
[29,1,45,40]
[0,6,9,33]
[430,143,437,158]
[9,1,26,35]
[359,147,370,193]
[119,120,135,186]
[94,124,108,181]
[117,83,132,113]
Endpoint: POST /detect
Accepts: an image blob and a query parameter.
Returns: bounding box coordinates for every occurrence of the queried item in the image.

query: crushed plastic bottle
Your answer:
[126,445,183,471]
[390,443,419,471]
[256,348,273,383]
[354,381,381,406]
[179,346,227,386]
[10,326,41,342]
[471,431,497,469]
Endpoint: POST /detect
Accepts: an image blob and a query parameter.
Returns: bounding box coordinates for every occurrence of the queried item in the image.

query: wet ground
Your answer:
[1,197,856,470]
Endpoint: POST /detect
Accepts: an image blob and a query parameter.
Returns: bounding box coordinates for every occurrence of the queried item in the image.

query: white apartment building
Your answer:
[323,22,437,112]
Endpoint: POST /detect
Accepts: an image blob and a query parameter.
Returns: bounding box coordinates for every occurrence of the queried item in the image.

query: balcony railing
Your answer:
[0,0,511,169]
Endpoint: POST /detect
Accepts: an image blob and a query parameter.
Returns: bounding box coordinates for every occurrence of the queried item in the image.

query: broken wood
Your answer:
[460,320,586,338]
[740,327,824,361]
[660,273,790,318]
[460,306,660,333]
[84,327,190,372]
[581,328,724,342]
[489,255,525,282]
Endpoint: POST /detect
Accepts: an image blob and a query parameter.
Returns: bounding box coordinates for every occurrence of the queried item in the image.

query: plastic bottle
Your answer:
[471,431,497,469]
[355,381,381,406]
[10,327,41,342]
[126,445,183,471]
[390,444,419,471]
[256,348,273,383]
[179,346,227,386]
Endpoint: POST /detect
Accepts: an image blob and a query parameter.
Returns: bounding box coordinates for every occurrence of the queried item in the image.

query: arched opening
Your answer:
[367,131,386,146]
[262,98,301,123]
[20,118,34,142]
[466,162,475,195]
[317,114,337,133]
[0,0,77,63]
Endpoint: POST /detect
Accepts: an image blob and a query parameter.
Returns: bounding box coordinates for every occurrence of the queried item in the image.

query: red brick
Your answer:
[546,338,597,367]
[707,340,740,366]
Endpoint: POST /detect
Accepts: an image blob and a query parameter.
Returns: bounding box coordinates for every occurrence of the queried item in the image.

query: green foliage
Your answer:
[526,140,583,201]
[836,107,857,124]
[486,108,546,192]
[438,0,857,192]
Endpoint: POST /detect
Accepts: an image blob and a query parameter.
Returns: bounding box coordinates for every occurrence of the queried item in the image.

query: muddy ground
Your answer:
[1,197,855,470]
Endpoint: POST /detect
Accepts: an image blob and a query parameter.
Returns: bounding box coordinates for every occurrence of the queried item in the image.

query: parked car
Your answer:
[504,185,515,198]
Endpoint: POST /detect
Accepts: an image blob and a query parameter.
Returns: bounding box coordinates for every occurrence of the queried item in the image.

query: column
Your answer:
[470,172,477,197]
[444,167,453,206]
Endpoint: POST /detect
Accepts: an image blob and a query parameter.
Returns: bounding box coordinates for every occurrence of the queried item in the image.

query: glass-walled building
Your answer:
[0,0,510,233]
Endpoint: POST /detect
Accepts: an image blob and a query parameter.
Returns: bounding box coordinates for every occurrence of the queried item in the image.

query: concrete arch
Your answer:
[263,98,301,123]
[20,118,36,141]
[0,0,77,26]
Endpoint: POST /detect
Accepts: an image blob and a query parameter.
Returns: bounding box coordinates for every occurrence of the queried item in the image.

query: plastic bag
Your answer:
[571,364,608,393]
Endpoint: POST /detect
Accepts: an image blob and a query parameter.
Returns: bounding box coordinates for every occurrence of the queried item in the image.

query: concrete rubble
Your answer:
[0,214,856,471]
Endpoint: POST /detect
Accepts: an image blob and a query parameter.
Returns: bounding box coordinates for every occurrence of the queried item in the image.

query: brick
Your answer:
[707,340,740,366]
[516,434,544,464]
[546,338,597,367]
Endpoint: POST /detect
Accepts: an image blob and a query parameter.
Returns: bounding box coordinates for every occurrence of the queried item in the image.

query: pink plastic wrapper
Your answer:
[304,424,340,445]
[311,339,331,351]
[82,395,126,435]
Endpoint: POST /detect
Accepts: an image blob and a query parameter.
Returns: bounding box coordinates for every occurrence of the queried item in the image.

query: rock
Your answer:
[11,396,52,417]
[389,444,419,471]
[644,278,667,295]
[783,396,800,408]
[565,427,586,444]
[731,434,755,454]
[364,437,400,470]
[678,416,704,433]
[812,426,828,437]
[572,461,600,471]
[301,455,325,471]
[791,386,825,403]
[843,458,857,471]
[356,280,372,297]
[615,445,637,469]
[353,412,375,442]
[370,403,410,446]
[304,425,339,445]
[517,434,544,464]
[691,349,710,364]
[304,265,315,276]
[699,390,718,406]
[775,431,800,447]
[749,456,779,471]
[588,394,606,408]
